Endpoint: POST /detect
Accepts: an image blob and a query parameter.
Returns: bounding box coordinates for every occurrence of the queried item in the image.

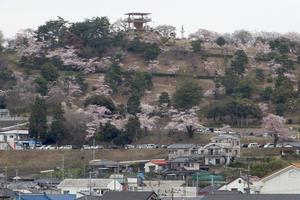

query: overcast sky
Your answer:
[1,0,300,38]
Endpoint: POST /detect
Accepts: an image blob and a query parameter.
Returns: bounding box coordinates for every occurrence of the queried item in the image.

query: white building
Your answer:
[57,178,123,197]
[253,164,300,194]
[167,144,197,159]
[218,176,260,194]
[0,130,29,150]
[199,134,240,165]
[144,159,167,173]
[141,180,197,198]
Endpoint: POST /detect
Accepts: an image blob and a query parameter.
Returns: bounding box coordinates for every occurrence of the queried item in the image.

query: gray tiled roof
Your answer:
[169,156,201,163]
[167,144,196,149]
[76,195,101,200]
[89,159,119,167]
[57,179,116,188]
[202,194,300,200]
[211,134,239,140]
[100,191,157,200]
[161,198,202,200]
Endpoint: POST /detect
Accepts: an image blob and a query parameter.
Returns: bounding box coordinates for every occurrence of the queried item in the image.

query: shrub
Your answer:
[84,95,115,111]
[41,63,59,82]
[173,80,203,109]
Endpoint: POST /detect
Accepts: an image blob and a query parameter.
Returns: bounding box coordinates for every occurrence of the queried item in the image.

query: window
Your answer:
[238,179,242,184]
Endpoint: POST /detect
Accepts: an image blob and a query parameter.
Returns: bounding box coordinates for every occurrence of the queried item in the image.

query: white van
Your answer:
[248,143,259,148]
[146,144,157,149]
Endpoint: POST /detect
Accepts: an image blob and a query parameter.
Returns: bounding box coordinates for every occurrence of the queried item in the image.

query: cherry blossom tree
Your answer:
[263,114,290,146]
[91,76,112,96]
[13,29,49,57]
[164,106,203,138]
[46,47,112,73]
[189,29,219,42]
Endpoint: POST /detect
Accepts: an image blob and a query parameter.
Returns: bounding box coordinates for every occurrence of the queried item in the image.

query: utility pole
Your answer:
[15,169,18,183]
[211,175,214,195]
[50,171,53,194]
[247,158,250,194]
[196,172,199,189]
[92,137,95,160]
[4,166,7,188]
[89,171,92,195]
[62,154,65,180]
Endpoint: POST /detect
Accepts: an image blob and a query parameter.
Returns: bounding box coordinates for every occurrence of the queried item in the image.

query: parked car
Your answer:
[124,144,135,149]
[45,145,56,150]
[92,145,104,149]
[242,143,249,148]
[264,143,275,148]
[248,143,259,148]
[146,144,158,149]
[59,145,72,150]
[82,145,92,150]
[71,145,81,149]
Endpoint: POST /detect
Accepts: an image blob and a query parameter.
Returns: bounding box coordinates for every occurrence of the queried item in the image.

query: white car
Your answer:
[146,144,158,149]
[62,145,72,150]
[248,143,259,148]
[124,144,135,149]
[37,145,47,150]
[82,145,92,150]
[264,143,275,148]
[45,145,56,150]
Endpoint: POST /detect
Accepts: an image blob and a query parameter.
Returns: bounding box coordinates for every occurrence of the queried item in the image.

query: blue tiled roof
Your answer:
[19,194,76,200]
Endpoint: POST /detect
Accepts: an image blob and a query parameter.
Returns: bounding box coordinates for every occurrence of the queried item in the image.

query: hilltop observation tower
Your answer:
[124,12,151,31]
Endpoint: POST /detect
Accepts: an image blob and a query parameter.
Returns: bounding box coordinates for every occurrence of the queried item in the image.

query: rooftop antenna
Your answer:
[181,25,185,39]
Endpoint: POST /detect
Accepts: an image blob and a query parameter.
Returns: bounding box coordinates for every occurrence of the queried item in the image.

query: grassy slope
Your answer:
[0,149,168,176]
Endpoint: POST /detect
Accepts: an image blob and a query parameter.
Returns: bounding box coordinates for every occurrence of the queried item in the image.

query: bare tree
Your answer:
[155,25,176,42]
[64,109,90,144]
[111,18,128,32]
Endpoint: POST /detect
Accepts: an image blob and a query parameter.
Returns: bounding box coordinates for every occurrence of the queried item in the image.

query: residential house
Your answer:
[100,191,159,200]
[0,130,29,150]
[107,174,140,192]
[218,176,260,194]
[202,194,300,200]
[57,179,123,197]
[144,159,167,173]
[253,164,300,194]
[167,144,197,159]
[199,134,240,165]
[89,160,121,177]
[168,157,204,172]
[141,181,197,198]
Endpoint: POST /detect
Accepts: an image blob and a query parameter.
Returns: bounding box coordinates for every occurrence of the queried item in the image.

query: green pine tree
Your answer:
[49,103,68,145]
[29,97,48,145]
